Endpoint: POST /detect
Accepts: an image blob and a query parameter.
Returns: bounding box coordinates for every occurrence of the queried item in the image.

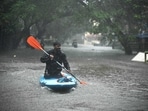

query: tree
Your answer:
[1,0,147,53]
[0,0,38,50]
[77,0,148,54]
[0,0,18,50]
[0,0,87,51]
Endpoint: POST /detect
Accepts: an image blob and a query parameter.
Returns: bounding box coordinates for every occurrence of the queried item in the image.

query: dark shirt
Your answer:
[40,49,70,75]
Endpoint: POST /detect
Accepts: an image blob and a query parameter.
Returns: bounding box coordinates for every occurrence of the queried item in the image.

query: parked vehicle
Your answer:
[91,40,100,46]
[72,39,78,48]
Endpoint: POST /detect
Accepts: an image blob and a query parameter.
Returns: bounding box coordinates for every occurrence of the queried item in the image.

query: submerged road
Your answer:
[0,44,148,111]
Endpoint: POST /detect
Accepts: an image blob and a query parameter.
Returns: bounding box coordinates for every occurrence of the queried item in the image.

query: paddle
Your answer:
[27,36,87,85]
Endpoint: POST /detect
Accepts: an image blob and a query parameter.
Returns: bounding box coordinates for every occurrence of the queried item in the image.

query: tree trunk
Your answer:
[22,28,31,48]
[36,20,48,39]
[124,44,133,55]
[118,31,132,55]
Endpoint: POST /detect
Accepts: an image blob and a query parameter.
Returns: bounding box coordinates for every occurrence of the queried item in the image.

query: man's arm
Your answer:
[40,53,49,63]
[62,54,70,70]
[40,50,54,63]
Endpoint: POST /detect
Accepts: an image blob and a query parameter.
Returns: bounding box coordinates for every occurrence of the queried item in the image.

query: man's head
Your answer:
[53,42,61,53]
[53,42,61,47]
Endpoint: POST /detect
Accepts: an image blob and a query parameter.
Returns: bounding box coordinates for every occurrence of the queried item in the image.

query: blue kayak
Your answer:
[39,72,77,91]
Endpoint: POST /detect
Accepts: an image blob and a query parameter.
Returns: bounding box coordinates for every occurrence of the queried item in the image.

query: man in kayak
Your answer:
[40,42,71,78]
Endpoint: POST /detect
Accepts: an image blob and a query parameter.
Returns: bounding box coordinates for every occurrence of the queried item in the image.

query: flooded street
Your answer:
[0,44,148,111]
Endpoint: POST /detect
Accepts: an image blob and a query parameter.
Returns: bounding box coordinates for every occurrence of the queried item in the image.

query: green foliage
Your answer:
[0,0,147,52]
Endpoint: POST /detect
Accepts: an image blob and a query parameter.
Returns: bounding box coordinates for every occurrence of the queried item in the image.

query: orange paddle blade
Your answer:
[27,36,43,50]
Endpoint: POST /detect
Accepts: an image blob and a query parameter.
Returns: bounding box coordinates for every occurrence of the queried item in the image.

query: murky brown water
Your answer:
[0,45,148,111]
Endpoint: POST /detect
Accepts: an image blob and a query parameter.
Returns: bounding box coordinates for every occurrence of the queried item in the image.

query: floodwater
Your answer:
[0,44,148,111]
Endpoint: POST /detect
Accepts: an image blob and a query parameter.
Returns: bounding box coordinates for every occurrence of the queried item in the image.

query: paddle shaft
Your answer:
[55,61,82,83]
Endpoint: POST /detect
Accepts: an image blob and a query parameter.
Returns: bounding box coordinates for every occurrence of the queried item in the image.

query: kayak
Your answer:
[39,72,77,91]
